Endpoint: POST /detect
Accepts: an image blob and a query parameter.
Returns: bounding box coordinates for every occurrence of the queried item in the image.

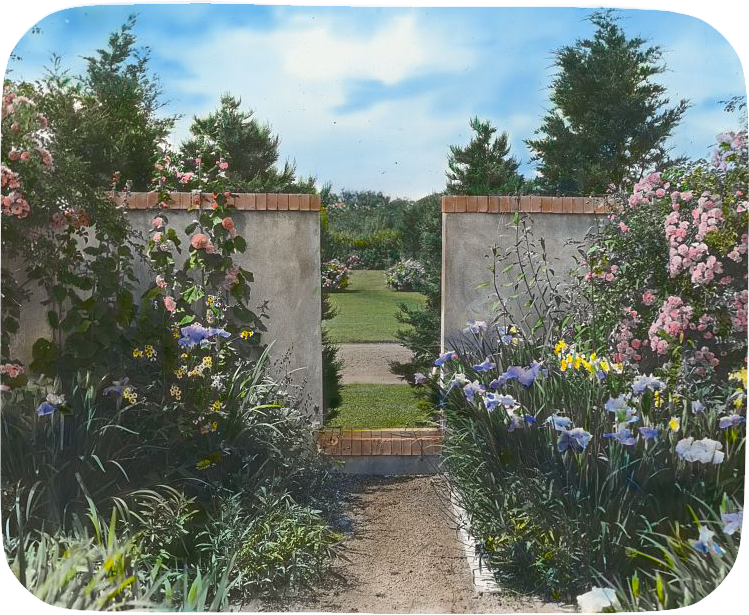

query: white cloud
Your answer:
[167,11,480,197]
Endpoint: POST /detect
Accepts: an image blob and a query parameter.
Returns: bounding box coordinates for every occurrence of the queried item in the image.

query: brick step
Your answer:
[317,428,442,456]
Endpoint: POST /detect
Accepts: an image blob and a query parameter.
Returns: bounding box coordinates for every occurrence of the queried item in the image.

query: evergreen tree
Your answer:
[526,10,689,195]
[446,117,524,194]
[180,94,314,193]
[38,15,175,190]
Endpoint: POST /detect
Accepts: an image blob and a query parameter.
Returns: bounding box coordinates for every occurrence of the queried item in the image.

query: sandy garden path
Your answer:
[245,475,563,614]
[338,343,412,385]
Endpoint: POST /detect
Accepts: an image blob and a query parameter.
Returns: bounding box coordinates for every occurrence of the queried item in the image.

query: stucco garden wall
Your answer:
[440,195,608,351]
[12,192,324,422]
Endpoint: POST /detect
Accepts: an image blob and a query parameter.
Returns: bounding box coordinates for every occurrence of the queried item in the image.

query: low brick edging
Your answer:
[441,194,609,214]
[113,191,321,212]
[318,428,442,456]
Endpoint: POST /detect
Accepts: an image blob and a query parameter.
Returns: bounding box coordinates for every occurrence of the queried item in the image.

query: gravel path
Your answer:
[339,343,412,384]
[245,476,563,614]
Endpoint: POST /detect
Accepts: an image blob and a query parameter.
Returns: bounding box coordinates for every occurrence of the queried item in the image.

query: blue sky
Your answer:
[7,5,746,198]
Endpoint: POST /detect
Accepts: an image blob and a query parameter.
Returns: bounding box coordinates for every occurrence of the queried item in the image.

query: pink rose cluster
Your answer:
[190,233,215,253]
[614,308,646,363]
[1,190,29,218]
[648,296,694,355]
[627,172,670,208]
[1,165,21,189]
[732,289,748,333]
[689,345,720,376]
[712,131,747,171]
[585,263,619,283]
[1,363,25,378]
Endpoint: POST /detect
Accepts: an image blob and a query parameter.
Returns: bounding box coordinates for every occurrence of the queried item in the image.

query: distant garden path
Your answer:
[339,342,410,384]
[248,476,562,614]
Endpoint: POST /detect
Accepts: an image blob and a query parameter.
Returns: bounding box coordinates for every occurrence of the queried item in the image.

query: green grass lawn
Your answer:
[325,384,435,428]
[324,270,426,342]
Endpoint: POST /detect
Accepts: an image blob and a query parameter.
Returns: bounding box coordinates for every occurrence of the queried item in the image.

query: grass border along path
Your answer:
[324,270,426,343]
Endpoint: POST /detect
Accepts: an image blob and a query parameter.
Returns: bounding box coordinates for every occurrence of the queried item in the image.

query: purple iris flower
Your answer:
[721,511,743,535]
[557,428,592,453]
[692,526,723,555]
[484,392,500,411]
[178,323,230,347]
[473,357,497,372]
[497,394,517,407]
[639,426,660,441]
[434,350,458,366]
[466,319,488,334]
[691,400,706,414]
[414,372,428,385]
[518,361,546,387]
[605,395,629,412]
[718,415,746,429]
[524,414,537,425]
[489,378,501,390]
[36,401,58,416]
[603,428,637,445]
[104,377,130,398]
[507,412,523,432]
[632,374,664,394]
[545,414,573,431]
[463,380,485,402]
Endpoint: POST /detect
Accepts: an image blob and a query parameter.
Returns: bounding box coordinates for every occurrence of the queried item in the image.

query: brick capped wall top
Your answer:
[441,195,610,214]
[114,191,321,212]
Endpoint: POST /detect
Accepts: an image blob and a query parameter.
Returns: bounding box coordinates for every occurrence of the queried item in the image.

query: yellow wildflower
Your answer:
[241,329,254,340]
[144,344,155,358]
[590,351,598,362]
[202,355,212,367]
[122,387,137,404]
[132,348,142,358]
[554,340,567,354]
[206,295,215,306]
[211,400,222,412]
[172,327,180,339]
[175,366,186,379]
[181,353,189,360]
[599,359,610,373]
[734,393,745,409]
[170,385,182,400]
[560,358,568,371]
[574,356,583,370]
[654,390,663,408]
[729,367,747,389]
[668,416,680,432]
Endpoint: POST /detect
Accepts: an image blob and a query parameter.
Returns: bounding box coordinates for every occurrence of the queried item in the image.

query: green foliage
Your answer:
[179,94,315,193]
[328,229,401,269]
[526,10,689,195]
[321,292,343,419]
[43,15,175,190]
[446,117,525,195]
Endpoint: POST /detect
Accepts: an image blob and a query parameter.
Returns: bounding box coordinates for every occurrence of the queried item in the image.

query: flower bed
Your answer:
[385,259,426,291]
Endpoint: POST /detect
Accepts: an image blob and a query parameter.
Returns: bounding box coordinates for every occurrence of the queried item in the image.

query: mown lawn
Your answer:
[324,270,426,342]
[326,384,435,428]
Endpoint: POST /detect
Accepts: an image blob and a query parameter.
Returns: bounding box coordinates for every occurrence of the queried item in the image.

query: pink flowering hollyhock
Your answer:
[720,276,734,285]
[37,148,52,166]
[194,157,201,165]
[681,191,693,201]
[164,295,176,313]
[619,221,628,232]
[656,188,666,197]
[151,216,164,228]
[222,264,240,290]
[179,172,194,184]
[642,289,656,306]
[20,151,30,161]
[190,233,215,252]
[221,217,237,237]
[218,158,229,170]
[156,274,167,289]
[8,149,20,161]
[605,272,615,282]
[152,232,163,243]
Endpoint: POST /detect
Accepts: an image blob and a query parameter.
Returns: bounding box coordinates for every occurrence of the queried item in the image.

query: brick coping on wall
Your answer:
[441,194,610,214]
[113,191,321,211]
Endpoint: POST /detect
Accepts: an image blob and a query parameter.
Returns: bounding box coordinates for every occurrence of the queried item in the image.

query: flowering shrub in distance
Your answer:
[385,258,426,291]
[321,258,351,291]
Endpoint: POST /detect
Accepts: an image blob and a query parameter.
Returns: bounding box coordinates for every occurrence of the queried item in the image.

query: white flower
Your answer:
[577,587,618,612]
[46,393,65,405]
[675,437,725,464]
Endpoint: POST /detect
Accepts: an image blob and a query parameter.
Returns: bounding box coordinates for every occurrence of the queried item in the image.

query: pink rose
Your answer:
[190,233,214,252]
[164,295,176,313]
[156,274,167,289]
[152,232,163,243]
[618,221,628,232]
[151,216,164,228]
[20,151,30,161]
[221,217,237,237]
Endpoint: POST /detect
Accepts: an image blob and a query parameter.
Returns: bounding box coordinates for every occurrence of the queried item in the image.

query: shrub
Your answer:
[321,258,351,291]
[329,229,401,269]
[385,259,426,291]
